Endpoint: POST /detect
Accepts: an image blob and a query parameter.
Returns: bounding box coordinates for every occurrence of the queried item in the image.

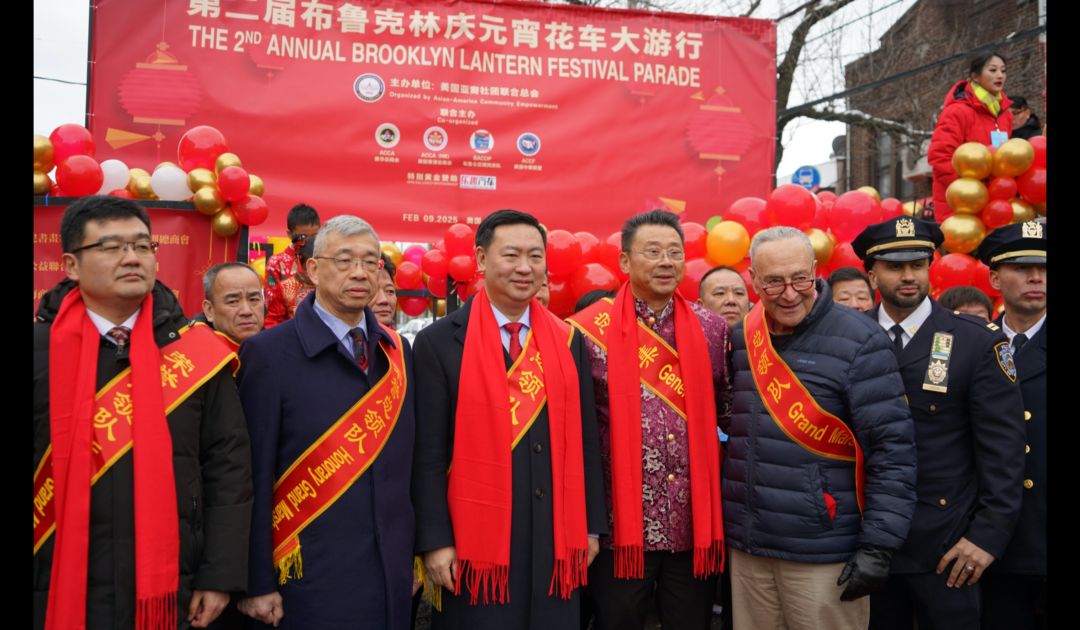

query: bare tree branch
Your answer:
[741,0,763,18]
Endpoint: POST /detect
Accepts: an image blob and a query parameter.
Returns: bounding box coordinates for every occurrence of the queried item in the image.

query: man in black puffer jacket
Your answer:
[722,226,917,629]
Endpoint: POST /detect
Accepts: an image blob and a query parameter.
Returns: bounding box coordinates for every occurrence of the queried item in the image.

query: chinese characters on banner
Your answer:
[90,0,776,241]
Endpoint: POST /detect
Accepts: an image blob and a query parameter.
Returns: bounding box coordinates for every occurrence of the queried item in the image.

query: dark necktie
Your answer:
[504,322,524,362]
[349,327,368,371]
[1013,333,1028,353]
[106,326,131,347]
[890,324,905,357]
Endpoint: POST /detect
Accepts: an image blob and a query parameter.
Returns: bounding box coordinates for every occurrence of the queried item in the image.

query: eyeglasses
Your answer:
[759,278,815,296]
[71,240,159,256]
[627,249,685,262]
[314,256,384,273]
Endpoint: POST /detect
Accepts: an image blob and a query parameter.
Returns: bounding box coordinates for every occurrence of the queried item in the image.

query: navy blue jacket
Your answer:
[237,295,416,630]
[722,280,917,564]
[866,300,1026,573]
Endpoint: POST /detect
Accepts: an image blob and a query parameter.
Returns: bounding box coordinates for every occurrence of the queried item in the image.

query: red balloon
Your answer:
[546,230,582,276]
[987,176,1018,200]
[817,191,838,204]
[678,259,712,302]
[547,274,575,315]
[732,256,751,273]
[931,253,976,290]
[217,166,251,202]
[982,199,1014,229]
[725,198,768,238]
[232,195,268,226]
[395,261,423,289]
[828,242,863,273]
[599,232,628,282]
[680,222,708,261]
[435,239,446,252]
[420,248,449,279]
[810,198,831,230]
[448,255,476,282]
[570,263,619,300]
[460,274,484,300]
[427,273,448,298]
[972,262,1000,298]
[766,184,817,230]
[740,268,759,304]
[444,224,475,258]
[575,232,601,265]
[1016,167,1046,204]
[108,189,134,199]
[1028,136,1046,168]
[50,184,68,197]
[880,198,904,220]
[399,296,427,316]
[49,124,96,164]
[177,126,229,173]
[55,155,103,197]
[829,191,882,242]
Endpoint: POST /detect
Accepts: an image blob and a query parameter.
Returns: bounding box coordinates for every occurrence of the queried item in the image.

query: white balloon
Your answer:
[151,166,192,202]
[95,159,130,195]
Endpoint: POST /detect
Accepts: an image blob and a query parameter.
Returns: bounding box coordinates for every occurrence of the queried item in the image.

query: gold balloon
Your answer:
[155,161,178,172]
[826,231,839,248]
[951,142,993,180]
[381,242,404,268]
[857,186,881,202]
[34,135,55,173]
[186,168,217,193]
[127,168,150,194]
[436,298,446,317]
[991,138,1035,177]
[248,174,264,197]
[806,228,834,267]
[215,153,242,175]
[706,221,750,266]
[212,207,240,237]
[941,214,986,254]
[1009,198,1036,224]
[901,201,923,216]
[34,170,52,195]
[133,175,157,200]
[1033,201,1046,216]
[194,187,227,216]
[945,177,989,214]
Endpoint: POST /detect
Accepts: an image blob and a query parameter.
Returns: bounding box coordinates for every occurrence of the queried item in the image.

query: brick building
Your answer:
[840,0,1045,204]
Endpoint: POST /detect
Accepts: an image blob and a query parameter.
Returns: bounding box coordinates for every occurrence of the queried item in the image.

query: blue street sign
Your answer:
[793,165,821,191]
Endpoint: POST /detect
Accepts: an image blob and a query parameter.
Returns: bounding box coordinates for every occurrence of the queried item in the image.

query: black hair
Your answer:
[937,286,993,317]
[474,209,546,251]
[698,265,744,299]
[621,210,684,252]
[575,289,616,313]
[1008,95,1029,110]
[380,252,396,278]
[60,195,151,255]
[969,50,1007,79]
[827,266,874,295]
[286,203,320,232]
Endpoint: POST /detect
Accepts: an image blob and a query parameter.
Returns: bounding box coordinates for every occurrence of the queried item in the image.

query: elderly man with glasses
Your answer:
[721,226,917,630]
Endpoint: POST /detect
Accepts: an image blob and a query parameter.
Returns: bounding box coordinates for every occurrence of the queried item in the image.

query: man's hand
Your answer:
[587,537,600,567]
[188,590,229,628]
[836,545,893,602]
[238,592,284,627]
[424,546,458,591]
[937,536,996,587]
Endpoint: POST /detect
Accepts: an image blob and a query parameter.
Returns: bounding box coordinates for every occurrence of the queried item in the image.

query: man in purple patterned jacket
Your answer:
[571,211,732,630]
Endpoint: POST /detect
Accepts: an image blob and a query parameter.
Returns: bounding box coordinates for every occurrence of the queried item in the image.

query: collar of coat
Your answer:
[294,292,398,359]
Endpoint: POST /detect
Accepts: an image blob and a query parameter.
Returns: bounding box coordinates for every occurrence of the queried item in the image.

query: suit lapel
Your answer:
[1016,318,1046,382]
[899,301,954,369]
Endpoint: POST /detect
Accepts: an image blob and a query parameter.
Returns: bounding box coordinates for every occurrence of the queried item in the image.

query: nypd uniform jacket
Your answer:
[865,299,1026,573]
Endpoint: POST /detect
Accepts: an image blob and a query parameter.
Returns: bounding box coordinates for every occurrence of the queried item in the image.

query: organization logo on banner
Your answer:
[376,123,401,148]
[460,175,497,190]
[517,133,541,156]
[354,74,385,102]
[424,126,449,152]
[470,130,494,154]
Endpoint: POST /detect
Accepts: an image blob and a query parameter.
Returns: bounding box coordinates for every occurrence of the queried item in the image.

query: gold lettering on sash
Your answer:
[639,344,658,368]
[166,351,195,377]
[510,396,521,425]
[594,312,610,332]
[161,365,179,388]
[113,388,133,424]
[344,423,368,454]
[519,371,544,401]
[766,378,790,403]
[94,408,118,441]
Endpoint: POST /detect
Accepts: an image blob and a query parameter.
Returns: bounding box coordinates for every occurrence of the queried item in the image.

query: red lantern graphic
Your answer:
[118,46,202,126]
[686,94,754,163]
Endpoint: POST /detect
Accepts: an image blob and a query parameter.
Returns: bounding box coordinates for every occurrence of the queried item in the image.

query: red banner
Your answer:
[87,0,776,241]
[33,205,238,317]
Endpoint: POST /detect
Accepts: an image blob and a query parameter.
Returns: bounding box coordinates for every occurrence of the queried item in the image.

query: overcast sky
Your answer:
[34,0,918,179]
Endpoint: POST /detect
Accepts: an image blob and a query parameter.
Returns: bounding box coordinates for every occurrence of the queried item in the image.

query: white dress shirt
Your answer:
[877,296,933,349]
[86,308,140,345]
[313,296,367,363]
[1002,313,1046,353]
[491,303,531,354]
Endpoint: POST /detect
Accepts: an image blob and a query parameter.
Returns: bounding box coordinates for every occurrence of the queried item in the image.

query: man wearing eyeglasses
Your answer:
[570,210,731,630]
[33,196,253,629]
[722,226,917,630]
[235,215,417,629]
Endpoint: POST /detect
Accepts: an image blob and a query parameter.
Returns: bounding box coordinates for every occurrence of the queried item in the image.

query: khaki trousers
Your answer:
[729,547,869,630]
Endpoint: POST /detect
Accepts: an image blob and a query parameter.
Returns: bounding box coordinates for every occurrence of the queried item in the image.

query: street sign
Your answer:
[793,165,821,191]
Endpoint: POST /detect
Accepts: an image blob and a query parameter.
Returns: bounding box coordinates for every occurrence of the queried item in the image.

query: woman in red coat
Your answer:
[927,51,1013,224]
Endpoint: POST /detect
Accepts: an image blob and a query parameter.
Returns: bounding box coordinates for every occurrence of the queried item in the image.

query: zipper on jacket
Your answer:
[744,394,757,548]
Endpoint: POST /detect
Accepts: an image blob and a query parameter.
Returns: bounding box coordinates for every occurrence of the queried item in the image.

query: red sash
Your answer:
[191,320,241,361]
[743,303,865,513]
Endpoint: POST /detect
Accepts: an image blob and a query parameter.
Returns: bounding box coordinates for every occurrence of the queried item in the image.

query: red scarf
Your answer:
[47,289,179,630]
[606,284,724,578]
[449,287,589,604]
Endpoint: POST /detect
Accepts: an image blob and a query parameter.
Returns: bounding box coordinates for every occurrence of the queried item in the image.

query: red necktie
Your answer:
[504,322,524,362]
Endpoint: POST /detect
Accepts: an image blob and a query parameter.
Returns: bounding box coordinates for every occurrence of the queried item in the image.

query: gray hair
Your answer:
[313,215,380,257]
[749,226,815,272]
[203,262,261,301]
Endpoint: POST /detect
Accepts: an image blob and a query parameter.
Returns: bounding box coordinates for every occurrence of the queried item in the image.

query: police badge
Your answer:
[923,332,954,392]
[995,342,1017,382]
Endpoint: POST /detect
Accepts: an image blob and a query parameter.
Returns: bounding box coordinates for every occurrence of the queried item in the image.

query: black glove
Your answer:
[837,544,892,602]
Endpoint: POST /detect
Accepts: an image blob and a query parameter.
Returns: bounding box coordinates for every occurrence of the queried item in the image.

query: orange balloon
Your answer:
[1033,201,1046,216]
[706,221,750,266]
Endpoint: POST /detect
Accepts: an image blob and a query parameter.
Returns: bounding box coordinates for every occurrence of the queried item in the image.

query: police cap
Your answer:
[979,220,1046,267]
[852,216,944,263]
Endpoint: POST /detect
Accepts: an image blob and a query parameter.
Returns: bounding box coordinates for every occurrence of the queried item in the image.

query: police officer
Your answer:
[851,216,1026,630]
[978,221,1046,630]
